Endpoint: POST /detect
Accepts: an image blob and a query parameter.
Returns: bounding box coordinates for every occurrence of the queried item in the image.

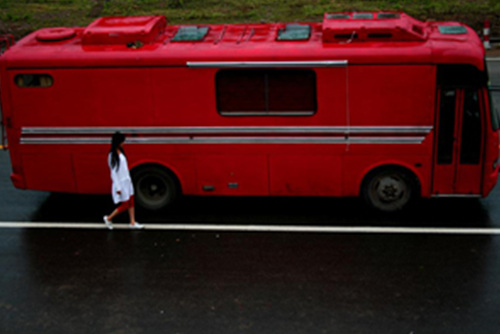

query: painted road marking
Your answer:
[1,222,500,235]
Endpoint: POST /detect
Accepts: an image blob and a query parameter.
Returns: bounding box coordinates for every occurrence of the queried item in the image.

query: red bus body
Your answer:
[0,13,498,210]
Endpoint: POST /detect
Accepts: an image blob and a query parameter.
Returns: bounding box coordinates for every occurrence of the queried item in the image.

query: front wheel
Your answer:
[133,166,178,211]
[362,168,416,212]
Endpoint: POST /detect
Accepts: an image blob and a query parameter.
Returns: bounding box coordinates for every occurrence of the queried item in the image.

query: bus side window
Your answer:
[15,74,53,88]
[460,89,482,164]
[216,69,317,116]
[437,89,456,165]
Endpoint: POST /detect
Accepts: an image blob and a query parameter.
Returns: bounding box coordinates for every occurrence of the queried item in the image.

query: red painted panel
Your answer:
[22,153,76,192]
[73,154,110,194]
[348,65,435,126]
[9,68,154,127]
[196,155,268,195]
[455,165,482,194]
[270,155,342,196]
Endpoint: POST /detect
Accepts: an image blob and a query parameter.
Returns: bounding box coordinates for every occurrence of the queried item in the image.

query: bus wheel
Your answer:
[362,167,415,212]
[133,166,178,211]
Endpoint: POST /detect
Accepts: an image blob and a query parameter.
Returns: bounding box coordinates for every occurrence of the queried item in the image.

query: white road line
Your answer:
[487,57,500,62]
[0,222,500,235]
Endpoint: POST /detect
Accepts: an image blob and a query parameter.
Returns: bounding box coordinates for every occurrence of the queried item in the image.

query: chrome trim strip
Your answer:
[21,126,433,135]
[431,194,482,198]
[21,136,425,145]
[186,60,348,68]
[348,137,425,144]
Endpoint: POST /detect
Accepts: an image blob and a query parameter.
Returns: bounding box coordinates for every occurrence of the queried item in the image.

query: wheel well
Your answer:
[131,163,183,195]
[360,164,422,197]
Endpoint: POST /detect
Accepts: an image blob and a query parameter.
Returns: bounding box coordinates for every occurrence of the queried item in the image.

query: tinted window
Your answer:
[15,74,53,88]
[437,89,456,164]
[460,89,482,164]
[216,69,316,116]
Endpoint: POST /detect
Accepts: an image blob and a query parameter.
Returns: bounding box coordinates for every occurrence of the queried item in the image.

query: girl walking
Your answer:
[103,131,144,230]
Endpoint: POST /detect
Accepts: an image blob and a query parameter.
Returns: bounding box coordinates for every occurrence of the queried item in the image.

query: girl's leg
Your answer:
[128,206,136,225]
[127,196,143,228]
[107,201,129,221]
[127,196,136,225]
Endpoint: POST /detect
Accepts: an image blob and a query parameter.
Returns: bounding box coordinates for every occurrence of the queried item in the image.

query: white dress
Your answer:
[108,152,134,204]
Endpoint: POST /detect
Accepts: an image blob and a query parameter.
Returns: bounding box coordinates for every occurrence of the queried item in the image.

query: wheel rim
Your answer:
[136,173,169,208]
[369,173,410,210]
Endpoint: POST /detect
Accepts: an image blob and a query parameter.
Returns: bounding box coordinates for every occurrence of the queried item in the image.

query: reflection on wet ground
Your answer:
[0,226,495,333]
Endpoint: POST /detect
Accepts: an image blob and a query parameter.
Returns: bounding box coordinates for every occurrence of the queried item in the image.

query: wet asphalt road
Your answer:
[2,62,500,334]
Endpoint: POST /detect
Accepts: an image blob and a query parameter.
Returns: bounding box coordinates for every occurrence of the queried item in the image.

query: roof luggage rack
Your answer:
[322,12,427,43]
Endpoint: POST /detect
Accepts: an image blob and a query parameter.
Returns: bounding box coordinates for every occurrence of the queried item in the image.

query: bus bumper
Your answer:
[10,172,26,189]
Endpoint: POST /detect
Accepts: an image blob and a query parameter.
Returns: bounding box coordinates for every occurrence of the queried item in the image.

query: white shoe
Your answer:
[130,222,144,229]
[103,216,113,230]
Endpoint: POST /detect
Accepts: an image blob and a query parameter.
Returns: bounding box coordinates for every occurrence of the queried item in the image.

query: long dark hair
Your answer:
[109,131,126,170]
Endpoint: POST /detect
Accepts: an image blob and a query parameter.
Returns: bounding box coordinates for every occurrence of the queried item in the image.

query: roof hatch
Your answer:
[322,12,427,43]
[277,24,311,41]
[172,26,209,42]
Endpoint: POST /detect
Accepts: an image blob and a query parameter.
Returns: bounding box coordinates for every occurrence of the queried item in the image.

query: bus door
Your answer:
[432,87,484,195]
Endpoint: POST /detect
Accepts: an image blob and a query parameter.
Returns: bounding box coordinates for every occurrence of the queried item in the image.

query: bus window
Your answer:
[437,89,456,164]
[460,89,482,164]
[216,69,317,116]
[488,89,499,130]
[15,74,53,88]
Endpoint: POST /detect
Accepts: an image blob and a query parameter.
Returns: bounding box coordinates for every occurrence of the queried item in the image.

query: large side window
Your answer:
[216,69,316,116]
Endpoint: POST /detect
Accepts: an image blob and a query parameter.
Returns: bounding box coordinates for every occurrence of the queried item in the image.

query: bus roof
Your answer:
[0,12,485,70]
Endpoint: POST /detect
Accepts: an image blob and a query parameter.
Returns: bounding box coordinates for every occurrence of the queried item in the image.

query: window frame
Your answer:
[215,68,318,117]
[14,74,54,88]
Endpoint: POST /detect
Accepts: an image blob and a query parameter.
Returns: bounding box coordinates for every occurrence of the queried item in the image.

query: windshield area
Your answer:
[485,59,500,130]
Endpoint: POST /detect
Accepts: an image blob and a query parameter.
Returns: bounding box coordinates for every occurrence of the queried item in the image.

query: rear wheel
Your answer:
[133,166,178,211]
[362,167,416,212]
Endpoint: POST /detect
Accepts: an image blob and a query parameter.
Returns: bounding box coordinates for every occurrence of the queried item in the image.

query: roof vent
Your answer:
[352,13,374,19]
[438,25,467,35]
[36,28,76,42]
[326,14,350,19]
[172,26,209,42]
[377,13,400,19]
[277,24,311,41]
[322,12,427,43]
[82,16,167,45]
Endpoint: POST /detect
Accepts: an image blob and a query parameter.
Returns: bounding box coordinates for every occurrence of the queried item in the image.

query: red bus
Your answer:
[0,12,498,212]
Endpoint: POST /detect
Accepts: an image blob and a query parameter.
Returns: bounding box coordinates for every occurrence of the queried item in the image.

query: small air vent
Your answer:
[368,33,393,39]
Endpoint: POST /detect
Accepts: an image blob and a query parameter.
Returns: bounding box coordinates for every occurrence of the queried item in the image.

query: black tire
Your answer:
[132,166,178,211]
[362,167,416,212]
